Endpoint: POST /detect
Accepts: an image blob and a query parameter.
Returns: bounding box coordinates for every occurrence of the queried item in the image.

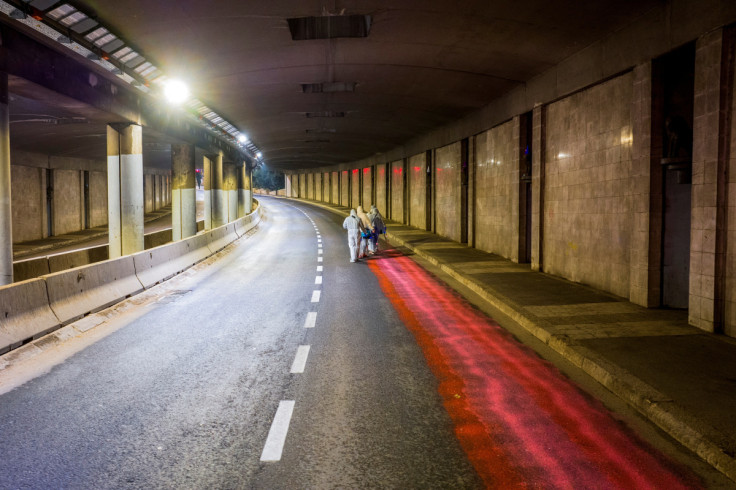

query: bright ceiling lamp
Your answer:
[256,152,262,159]
[163,79,190,104]
[238,134,248,143]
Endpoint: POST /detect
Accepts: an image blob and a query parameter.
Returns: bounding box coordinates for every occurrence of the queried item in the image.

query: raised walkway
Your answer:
[285,195,736,483]
[13,207,173,260]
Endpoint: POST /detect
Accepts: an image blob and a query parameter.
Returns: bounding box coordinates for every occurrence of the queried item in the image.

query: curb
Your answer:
[286,197,736,483]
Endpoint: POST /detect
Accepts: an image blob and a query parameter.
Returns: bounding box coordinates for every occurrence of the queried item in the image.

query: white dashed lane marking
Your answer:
[290,345,311,374]
[317,266,323,272]
[260,401,295,462]
[315,276,322,285]
[318,257,323,262]
[304,312,317,329]
[311,290,321,302]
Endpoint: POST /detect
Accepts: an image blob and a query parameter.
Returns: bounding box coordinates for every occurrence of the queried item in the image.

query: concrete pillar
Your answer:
[0,69,11,285]
[629,61,660,308]
[107,124,144,258]
[246,166,253,213]
[689,28,734,332]
[212,153,227,227]
[171,143,197,241]
[530,104,546,272]
[238,164,253,217]
[203,155,212,231]
[224,162,237,223]
[510,116,522,263]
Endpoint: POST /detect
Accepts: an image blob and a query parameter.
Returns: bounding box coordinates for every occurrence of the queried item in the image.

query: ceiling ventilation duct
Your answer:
[301,82,356,93]
[287,15,371,40]
[306,111,345,118]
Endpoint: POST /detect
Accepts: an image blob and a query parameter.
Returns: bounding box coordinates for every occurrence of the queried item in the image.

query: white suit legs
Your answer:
[348,230,360,261]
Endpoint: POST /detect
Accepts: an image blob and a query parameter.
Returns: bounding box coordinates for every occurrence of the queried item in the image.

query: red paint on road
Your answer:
[368,251,702,489]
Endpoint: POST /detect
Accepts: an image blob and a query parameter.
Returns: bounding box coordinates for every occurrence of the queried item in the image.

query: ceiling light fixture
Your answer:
[163,79,190,105]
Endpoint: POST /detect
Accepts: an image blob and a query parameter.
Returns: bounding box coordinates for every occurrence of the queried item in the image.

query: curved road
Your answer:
[0,197,480,489]
[0,196,727,488]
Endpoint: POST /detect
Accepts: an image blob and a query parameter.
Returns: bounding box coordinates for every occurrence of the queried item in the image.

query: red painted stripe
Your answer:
[368,252,702,489]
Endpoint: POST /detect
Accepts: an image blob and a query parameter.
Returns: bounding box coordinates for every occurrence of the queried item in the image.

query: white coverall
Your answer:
[342,209,364,262]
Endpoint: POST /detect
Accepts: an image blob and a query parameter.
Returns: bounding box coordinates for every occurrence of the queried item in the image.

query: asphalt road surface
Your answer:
[0,197,728,489]
[0,197,480,489]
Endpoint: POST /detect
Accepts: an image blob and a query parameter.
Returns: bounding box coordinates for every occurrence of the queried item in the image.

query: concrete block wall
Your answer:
[340,170,349,206]
[331,171,339,205]
[289,15,736,338]
[350,169,360,209]
[474,120,517,259]
[315,172,322,201]
[11,149,169,244]
[361,167,372,211]
[629,62,660,308]
[299,173,306,198]
[544,73,634,298]
[375,164,387,216]
[54,169,83,235]
[307,173,314,200]
[692,28,734,333]
[435,142,461,242]
[390,160,405,223]
[408,153,427,230]
[11,165,44,243]
[90,171,107,228]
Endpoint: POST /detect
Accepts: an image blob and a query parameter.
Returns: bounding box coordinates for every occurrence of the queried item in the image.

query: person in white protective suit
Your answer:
[368,205,386,254]
[356,206,373,257]
[342,209,365,262]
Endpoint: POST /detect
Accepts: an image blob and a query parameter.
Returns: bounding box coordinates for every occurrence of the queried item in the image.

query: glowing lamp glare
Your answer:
[164,80,190,104]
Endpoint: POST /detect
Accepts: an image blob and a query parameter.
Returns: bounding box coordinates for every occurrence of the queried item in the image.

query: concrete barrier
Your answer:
[48,245,109,274]
[235,202,262,237]
[45,256,144,325]
[133,232,211,288]
[206,223,239,254]
[0,203,263,354]
[14,257,51,282]
[0,278,61,354]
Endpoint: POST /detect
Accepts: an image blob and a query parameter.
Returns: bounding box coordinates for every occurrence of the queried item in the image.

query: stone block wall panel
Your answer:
[89,171,107,228]
[408,153,428,229]
[543,72,635,298]
[340,170,349,206]
[350,169,360,209]
[362,167,372,210]
[390,160,405,223]
[376,163,387,215]
[435,142,462,242]
[11,165,43,243]
[331,171,340,205]
[474,120,518,259]
[53,169,82,236]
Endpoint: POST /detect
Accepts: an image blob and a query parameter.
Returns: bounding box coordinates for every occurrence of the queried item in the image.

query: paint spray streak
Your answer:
[368,252,702,489]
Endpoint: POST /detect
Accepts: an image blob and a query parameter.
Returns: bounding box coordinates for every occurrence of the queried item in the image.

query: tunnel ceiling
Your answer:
[8,1,662,171]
